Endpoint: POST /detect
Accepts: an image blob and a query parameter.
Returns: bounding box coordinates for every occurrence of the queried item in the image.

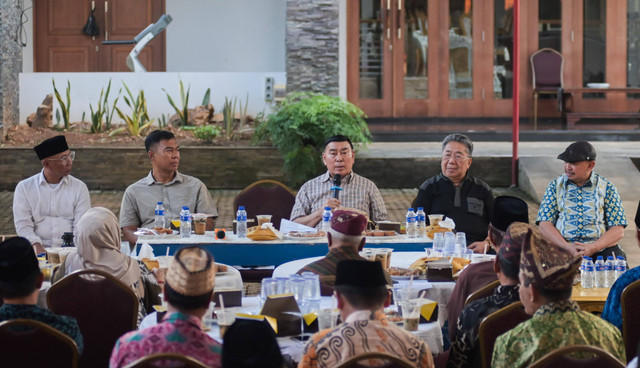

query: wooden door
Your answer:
[34,0,165,72]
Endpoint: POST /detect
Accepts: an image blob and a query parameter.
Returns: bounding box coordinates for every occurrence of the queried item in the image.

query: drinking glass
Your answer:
[275,277,291,295]
[432,232,444,257]
[260,278,278,305]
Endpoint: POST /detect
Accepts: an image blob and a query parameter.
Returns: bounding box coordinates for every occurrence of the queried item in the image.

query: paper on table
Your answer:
[279,219,316,234]
[439,218,456,229]
[137,242,155,259]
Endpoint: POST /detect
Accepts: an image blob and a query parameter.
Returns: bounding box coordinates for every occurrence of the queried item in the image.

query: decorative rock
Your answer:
[30,94,53,128]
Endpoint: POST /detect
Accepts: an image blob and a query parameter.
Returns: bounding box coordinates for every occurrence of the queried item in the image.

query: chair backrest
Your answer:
[0,318,79,368]
[233,180,297,230]
[465,279,500,306]
[621,278,640,362]
[123,353,209,368]
[47,269,139,368]
[528,344,625,368]
[530,48,564,88]
[478,301,530,368]
[337,352,415,368]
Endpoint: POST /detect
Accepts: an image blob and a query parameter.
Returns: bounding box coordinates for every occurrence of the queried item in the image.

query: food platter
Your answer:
[284,231,327,240]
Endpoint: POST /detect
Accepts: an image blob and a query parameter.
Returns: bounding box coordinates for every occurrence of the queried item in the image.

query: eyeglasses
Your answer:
[442,153,469,162]
[326,150,352,159]
[48,151,75,162]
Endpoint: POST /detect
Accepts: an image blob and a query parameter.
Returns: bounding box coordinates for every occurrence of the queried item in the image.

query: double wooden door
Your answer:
[34,0,166,72]
[347,0,516,118]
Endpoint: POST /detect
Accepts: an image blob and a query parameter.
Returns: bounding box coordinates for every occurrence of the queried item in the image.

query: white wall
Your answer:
[21,0,286,73]
[19,72,286,125]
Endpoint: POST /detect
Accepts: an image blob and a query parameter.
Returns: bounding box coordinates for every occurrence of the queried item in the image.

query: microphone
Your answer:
[331,174,343,199]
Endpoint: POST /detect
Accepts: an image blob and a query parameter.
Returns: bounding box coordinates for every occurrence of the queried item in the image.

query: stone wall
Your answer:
[0,148,512,191]
[286,0,339,96]
[0,1,23,134]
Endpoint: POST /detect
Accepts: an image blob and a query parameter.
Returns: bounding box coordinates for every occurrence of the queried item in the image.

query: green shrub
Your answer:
[110,82,153,137]
[254,92,371,187]
[52,79,71,129]
[193,125,221,141]
[163,80,190,127]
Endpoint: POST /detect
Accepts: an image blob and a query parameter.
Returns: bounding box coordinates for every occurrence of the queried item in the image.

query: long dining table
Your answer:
[136,232,433,267]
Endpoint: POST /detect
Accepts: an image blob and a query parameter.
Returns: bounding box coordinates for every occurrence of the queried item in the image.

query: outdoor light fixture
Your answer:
[103,14,173,72]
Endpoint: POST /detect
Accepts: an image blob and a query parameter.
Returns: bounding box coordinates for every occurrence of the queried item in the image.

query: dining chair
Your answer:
[47,269,139,368]
[530,48,564,130]
[0,318,79,368]
[478,301,530,368]
[528,344,625,368]
[621,278,640,362]
[233,179,297,230]
[123,353,209,368]
[464,279,500,306]
[336,352,415,368]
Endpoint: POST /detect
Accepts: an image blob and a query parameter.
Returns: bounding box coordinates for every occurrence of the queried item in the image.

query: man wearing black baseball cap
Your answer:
[536,141,628,261]
[13,135,91,253]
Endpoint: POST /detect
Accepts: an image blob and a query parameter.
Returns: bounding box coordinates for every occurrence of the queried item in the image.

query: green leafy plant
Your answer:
[202,88,211,106]
[162,80,190,127]
[88,80,113,133]
[105,88,121,131]
[222,96,237,140]
[52,79,71,129]
[158,113,168,129]
[254,92,371,186]
[55,109,61,127]
[193,125,221,141]
[110,82,153,137]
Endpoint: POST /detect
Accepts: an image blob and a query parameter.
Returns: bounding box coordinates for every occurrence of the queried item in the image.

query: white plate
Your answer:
[586,83,610,89]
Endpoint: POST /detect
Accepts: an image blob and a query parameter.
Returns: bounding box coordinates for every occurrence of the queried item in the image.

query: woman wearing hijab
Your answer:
[54,207,162,325]
[222,319,287,368]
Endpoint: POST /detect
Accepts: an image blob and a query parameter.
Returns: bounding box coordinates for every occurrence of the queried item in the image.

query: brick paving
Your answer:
[0,187,539,236]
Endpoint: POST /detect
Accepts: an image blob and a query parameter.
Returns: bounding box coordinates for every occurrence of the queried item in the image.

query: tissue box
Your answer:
[213,290,242,308]
[260,294,302,337]
[418,299,438,323]
[377,221,401,233]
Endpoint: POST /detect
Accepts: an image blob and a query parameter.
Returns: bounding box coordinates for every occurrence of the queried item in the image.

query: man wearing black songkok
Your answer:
[0,237,83,351]
[13,135,90,253]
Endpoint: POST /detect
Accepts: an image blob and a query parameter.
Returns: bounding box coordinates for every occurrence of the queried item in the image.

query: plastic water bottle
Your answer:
[604,256,615,287]
[236,206,248,238]
[416,207,426,238]
[405,208,417,238]
[179,206,191,238]
[580,257,588,288]
[615,256,627,280]
[594,256,605,288]
[582,258,594,288]
[154,202,166,229]
[321,207,332,232]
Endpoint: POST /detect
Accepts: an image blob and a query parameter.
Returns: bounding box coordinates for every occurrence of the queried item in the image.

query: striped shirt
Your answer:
[290,171,388,227]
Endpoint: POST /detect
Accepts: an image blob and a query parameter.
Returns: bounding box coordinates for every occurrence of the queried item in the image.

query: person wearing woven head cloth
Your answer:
[299,260,434,368]
[537,141,628,261]
[448,222,531,368]
[13,135,90,253]
[297,209,391,295]
[0,237,83,352]
[492,228,625,368]
[110,246,221,368]
[602,200,640,331]
[447,195,528,343]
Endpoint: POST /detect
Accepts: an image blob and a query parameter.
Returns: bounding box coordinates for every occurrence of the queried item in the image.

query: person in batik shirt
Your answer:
[299,260,433,368]
[110,246,221,368]
[492,227,625,368]
[448,222,533,368]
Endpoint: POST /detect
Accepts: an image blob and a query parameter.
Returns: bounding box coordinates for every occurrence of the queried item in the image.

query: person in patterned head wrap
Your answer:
[492,227,625,368]
[448,222,531,368]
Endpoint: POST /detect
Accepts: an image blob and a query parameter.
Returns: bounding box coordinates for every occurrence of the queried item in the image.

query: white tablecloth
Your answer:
[140,296,444,360]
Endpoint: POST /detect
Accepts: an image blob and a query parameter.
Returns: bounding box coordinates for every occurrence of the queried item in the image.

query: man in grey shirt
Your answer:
[120,130,218,246]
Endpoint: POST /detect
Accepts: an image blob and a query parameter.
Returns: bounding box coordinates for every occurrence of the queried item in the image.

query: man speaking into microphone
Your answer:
[290,135,388,228]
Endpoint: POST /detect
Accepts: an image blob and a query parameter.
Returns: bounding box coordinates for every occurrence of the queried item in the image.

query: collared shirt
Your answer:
[297,247,367,276]
[414,173,494,244]
[602,266,640,331]
[13,171,91,247]
[492,300,625,368]
[120,171,218,229]
[536,172,627,243]
[298,310,433,368]
[109,311,222,368]
[448,285,520,368]
[0,304,84,353]
[290,171,388,227]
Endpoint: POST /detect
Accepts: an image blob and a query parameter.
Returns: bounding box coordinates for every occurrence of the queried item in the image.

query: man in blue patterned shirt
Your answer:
[536,141,627,261]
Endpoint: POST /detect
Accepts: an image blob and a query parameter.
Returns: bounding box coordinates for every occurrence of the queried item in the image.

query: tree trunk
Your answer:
[0,1,23,142]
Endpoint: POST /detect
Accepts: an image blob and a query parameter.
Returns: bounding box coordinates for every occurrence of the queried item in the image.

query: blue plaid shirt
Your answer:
[536,172,627,243]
